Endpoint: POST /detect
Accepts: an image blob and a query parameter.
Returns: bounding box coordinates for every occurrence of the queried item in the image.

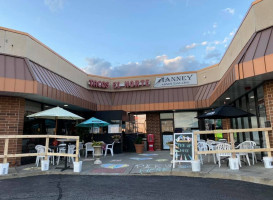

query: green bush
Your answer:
[135,136,143,144]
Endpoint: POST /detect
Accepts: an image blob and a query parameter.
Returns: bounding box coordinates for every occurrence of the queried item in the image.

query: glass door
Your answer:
[161,120,174,150]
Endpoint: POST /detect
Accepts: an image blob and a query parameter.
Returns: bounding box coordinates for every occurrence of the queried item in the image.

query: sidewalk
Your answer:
[2,151,273,186]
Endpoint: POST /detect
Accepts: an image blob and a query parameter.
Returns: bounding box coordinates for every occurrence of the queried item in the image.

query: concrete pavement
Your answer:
[1,151,273,186]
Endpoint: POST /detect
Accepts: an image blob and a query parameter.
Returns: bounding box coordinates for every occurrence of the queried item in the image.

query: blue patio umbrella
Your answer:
[76,117,110,138]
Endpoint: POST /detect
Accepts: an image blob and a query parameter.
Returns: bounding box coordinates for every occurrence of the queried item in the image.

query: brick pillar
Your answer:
[0,97,25,166]
[263,80,273,149]
[222,118,231,140]
[146,113,161,150]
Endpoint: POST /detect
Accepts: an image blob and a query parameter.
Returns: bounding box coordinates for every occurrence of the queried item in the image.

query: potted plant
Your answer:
[111,135,121,142]
[134,136,144,154]
[92,141,104,164]
[166,141,174,156]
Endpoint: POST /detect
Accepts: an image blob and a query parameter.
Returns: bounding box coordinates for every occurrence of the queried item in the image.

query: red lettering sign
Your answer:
[115,80,150,89]
[88,80,109,89]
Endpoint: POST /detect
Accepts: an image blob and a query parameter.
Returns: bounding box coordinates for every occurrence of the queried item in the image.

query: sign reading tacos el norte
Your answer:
[154,73,197,88]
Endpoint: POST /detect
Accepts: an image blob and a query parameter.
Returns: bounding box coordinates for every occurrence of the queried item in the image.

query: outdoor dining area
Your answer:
[192,105,273,171]
[0,106,123,175]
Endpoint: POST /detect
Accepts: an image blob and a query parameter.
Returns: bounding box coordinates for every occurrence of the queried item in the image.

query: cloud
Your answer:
[201,41,208,46]
[180,42,198,52]
[206,46,216,51]
[214,41,221,45]
[83,55,206,77]
[213,23,217,29]
[203,30,216,36]
[44,0,65,12]
[229,30,235,36]
[84,58,112,77]
[223,8,235,15]
[185,43,197,50]
[205,49,221,60]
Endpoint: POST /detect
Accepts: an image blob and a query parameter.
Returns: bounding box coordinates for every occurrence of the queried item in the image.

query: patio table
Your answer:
[55,139,76,171]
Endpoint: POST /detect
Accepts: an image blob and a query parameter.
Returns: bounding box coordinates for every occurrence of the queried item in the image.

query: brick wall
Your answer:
[222,118,231,140]
[146,113,161,150]
[0,97,25,166]
[263,80,273,149]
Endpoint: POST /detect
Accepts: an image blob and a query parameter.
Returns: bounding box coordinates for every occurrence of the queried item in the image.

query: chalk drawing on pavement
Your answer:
[130,164,172,174]
[101,164,129,169]
[139,154,158,156]
[130,157,153,161]
[155,159,169,162]
[110,160,122,162]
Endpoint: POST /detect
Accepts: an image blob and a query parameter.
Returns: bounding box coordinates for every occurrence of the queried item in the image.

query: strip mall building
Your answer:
[1,0,273,164]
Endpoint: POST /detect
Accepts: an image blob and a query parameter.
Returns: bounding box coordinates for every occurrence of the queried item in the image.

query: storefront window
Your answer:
[237,118,243,142]
[174,112,198,133]
[161,120,174,132]
[257,86,266,128]
[160,113,173,119]
[126,114,146,133]
[248,91,260,146]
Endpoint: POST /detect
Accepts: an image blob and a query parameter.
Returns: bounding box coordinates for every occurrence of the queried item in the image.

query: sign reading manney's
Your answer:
[154,73,197,88]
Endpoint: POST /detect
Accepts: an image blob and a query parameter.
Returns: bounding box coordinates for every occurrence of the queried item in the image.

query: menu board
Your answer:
[108,124,121,133]
[172,133,194,167]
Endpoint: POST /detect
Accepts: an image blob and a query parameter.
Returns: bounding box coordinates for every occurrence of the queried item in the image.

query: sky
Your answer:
[0,0,254,77]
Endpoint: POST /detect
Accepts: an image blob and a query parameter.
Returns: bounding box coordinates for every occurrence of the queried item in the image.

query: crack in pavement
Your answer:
[56,176,63,200]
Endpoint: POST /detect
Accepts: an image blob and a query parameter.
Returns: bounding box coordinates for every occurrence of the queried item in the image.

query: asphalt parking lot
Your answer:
[0,175,273,200]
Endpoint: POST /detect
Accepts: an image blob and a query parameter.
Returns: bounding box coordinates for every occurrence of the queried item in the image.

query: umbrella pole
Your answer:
[55,117,58,135]
[92,124,94,141]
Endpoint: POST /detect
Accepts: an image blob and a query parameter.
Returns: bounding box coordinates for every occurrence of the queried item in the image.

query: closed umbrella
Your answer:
[27,106,84,134]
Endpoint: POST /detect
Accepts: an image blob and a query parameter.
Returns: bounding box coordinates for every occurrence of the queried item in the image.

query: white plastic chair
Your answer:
[68,145,76,163]
[197,142,208,164]
[242,141,257,165]
[206,140,221,164]
[236,141,251,167]
[219,139,227,143]
[35,145,54,167]
[74,142,84,158]
[85,142,94,158]
[216,143,232,168]
[104,142,115,156]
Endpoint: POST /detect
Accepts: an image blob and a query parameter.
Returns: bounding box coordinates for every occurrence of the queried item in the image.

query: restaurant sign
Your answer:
[154,73,197,88]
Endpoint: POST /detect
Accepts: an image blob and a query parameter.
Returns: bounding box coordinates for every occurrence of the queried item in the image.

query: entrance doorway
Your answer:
[160,119,174,150]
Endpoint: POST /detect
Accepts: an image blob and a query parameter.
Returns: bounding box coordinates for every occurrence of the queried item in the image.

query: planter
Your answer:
[0,163,9,175]
[229,157,239,170]
[114,139,120,143]
[263,157,273,168]
[191,160,201,172]
[93,146,103,164]
[41,160,49,171]
[73,161,83,172]
[134,143,144,154]
[168,144,174,156]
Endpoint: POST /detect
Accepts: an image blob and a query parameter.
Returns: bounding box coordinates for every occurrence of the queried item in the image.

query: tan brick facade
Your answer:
[0,97,25,166]
[263,80,273,148]
[146,113,161,150]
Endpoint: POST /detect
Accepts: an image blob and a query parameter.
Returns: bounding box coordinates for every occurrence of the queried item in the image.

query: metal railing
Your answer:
[0,135,80,164]
[193,128,273,160]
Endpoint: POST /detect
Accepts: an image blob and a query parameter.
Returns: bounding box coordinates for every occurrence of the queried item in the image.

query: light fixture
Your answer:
[64,104,68,107]
[225,97,230,100]
[44,105,49,108]
[250,96,254,99]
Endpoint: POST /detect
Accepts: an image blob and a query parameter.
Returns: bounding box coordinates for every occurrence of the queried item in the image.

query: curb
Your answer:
[1,170,273,186]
